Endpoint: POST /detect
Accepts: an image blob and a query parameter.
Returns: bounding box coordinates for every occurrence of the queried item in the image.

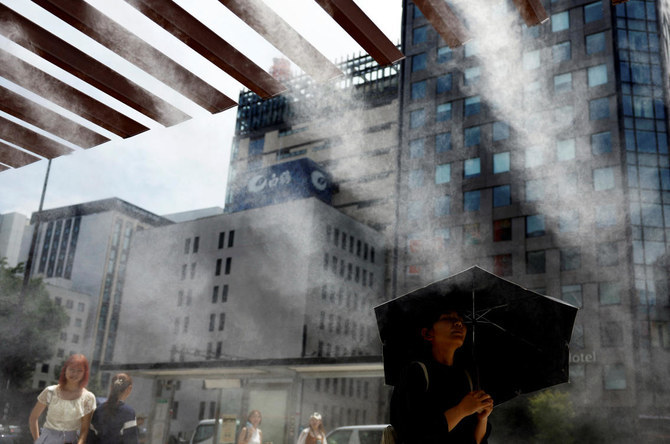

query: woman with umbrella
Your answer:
[389,311,493,444]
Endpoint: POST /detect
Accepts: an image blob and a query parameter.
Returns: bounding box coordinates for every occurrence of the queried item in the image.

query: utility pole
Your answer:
[20,158,52,298]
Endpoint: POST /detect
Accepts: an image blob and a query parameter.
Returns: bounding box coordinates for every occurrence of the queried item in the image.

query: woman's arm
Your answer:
[78,412,94,444]
[474,404,493,444]
[296,428,307,444]
[29,402,47,441]
[236,427,248,444]
[258,430,262,444]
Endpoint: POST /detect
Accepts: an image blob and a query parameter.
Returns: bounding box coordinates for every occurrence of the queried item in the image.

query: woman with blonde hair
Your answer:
[296,413,326,444]
[29,354,96,444]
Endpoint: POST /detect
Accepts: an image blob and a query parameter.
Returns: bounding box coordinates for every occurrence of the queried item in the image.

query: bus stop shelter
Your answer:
[102,356,385,444]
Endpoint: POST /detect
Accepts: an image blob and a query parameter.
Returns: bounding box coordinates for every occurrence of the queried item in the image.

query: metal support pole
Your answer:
[21,158,51,298]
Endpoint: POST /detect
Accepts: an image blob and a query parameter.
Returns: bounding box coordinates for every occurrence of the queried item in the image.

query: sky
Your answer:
[0,0,402,217]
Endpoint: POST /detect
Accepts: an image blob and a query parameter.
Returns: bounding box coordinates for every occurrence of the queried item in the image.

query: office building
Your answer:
[114,184,386,438]
[0,212,29,267]
[29,284,91,389]
[397,0,669,439]
[27,198,171,381]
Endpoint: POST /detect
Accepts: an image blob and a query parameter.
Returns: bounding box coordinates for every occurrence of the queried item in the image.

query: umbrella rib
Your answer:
[475,319,547,355]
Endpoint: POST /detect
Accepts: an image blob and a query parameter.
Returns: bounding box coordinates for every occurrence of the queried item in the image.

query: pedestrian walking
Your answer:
[296,413,326,444]
[87,373,138,444]
[29,354,96,444]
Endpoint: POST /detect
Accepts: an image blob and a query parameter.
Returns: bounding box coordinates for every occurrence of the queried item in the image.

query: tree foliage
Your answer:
[0,259,68,388]
[528,389,576,444]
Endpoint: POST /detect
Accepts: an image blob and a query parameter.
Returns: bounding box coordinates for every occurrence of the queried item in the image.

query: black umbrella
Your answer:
[374,266,579,405]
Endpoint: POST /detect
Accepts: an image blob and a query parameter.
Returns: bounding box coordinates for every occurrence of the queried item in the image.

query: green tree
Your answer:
[0,259,68,388]
[528,389,576,444]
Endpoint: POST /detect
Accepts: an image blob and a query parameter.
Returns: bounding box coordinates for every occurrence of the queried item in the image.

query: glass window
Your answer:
[435,163,451,184]
[597,242,618,266]
[557,139,576,161]
[464,67,481,85]
[601,322,623,347]
[526,214,545,237]
[562,285,583,308]
[437,46,453,63]
[464,191,481,211]
[436,132,451,153]
[413,3,424,18]
[604,364,626,390]
[434,196,451,216]
[410,109,425,128]
[595,204,616,227]
[554,73,572,92]
[559,210,579,232]
[411,80,427,100]
[492,122,509,141]
[464,158,481,177]
[586,32,606,54]
[464,41,477,57]
[437,74,452,93]
[412,53,427,72]
[593,167,615,190]
[465,126,481,147]
[464,96,481,116]
[560,247,581,271]
[413,25,428,44]
[493,218,512,241]
[523,50,541,70]
[493,254,513,276]
[463,224,481,244]
[436,103,452,122]
[584,2,603,23]
[408,201,423,219]
[553,41,571,63]
[555,106,574,126]
[589,97,610,120]
[591,131,612,155]
[525,146,543,168]
[493,185,511,207]
[526,179,544,202]
[526,250,546,274]
[552,11,570,32]
[522,23,539,39]
[588,64,608,87]
[493,152,510,173]
[599,281,621,304]
[409,169,424,188]
[409,138,424,158]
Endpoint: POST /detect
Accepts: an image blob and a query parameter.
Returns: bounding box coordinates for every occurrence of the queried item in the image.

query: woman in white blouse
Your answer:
[29,354,96,444]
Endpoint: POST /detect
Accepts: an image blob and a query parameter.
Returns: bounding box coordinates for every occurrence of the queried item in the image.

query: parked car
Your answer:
[189,418,240,444]
[325,425,388,444]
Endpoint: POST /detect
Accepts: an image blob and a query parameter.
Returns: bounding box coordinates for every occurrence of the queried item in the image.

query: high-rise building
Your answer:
[27,198,171,381]
[228,54,401,295]
[0,212,29,267]
[397,0,669,439]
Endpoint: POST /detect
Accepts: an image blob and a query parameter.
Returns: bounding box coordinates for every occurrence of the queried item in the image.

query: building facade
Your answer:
[114,196,386,440]
[397,0,670,439]
[29,284,91,389]
[27,198,171,381]
[0,212,29,267]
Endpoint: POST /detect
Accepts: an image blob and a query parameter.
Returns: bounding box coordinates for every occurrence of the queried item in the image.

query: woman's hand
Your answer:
[459,391,493,417]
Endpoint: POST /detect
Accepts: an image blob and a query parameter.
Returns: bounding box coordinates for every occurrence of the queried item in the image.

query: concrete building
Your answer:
[114,193,386,441]
[397,0,670,439]
[0,212,29,267]
[227,54,400,294]
[27,198,171,381]
[29,284,92,389]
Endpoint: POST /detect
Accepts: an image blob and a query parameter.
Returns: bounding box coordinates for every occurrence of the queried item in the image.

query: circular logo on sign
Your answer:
[248,175,267,192]
[311,170,328,191]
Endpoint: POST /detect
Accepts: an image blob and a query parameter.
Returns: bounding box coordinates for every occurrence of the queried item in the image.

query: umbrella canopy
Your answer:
[374,266,579,405]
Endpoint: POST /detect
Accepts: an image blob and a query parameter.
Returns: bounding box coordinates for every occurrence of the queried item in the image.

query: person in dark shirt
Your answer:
[87,373,138,444]
[390,311,493,444]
